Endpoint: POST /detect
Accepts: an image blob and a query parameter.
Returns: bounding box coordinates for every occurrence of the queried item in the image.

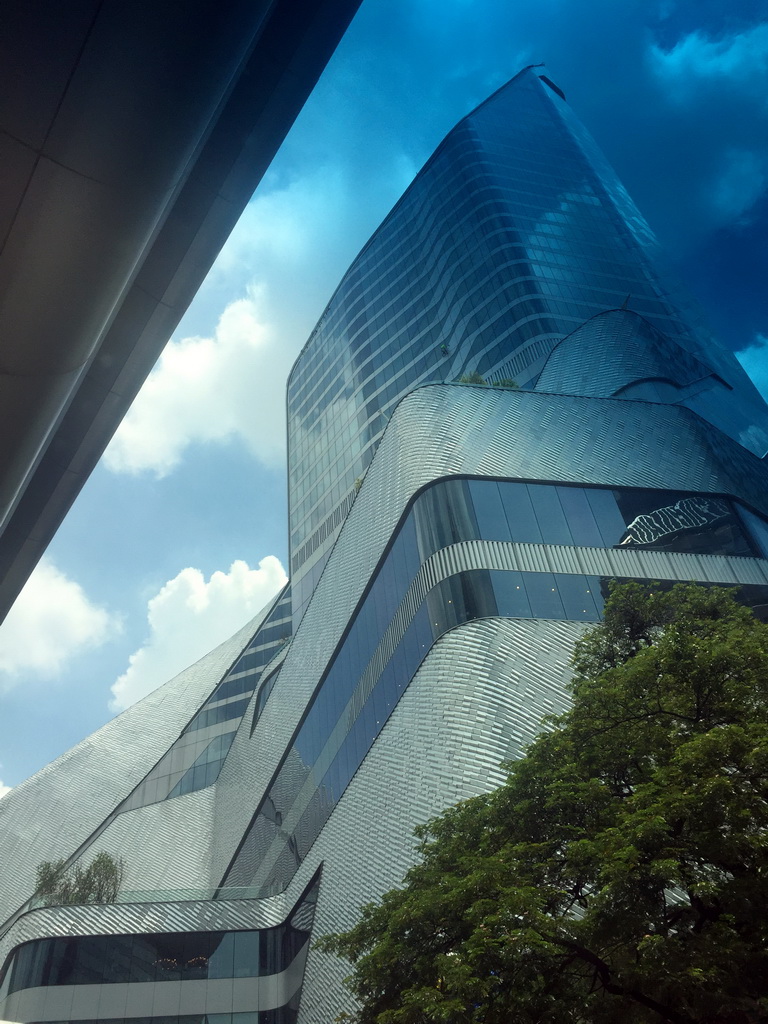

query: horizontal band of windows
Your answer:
[206,673,262,704]
[184,698,251,735]
[29,1013,297,1024]
[415,479,761,561]
[2,924,308,993]
[167,733,236,799]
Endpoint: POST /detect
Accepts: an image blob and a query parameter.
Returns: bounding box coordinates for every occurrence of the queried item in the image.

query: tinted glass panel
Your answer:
[584,487,626,545]
[556,574,601,621]
[738,504,768,558]
[490,571,532,617]
[500,484,542,543]
[233,932,260,979]
[523,572,567,618]
[555,486,603,546]
[4,917,311,994]
[528,485,571,545]
[468,480,510,541]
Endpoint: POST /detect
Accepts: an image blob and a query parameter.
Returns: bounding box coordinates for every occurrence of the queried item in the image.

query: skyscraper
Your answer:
[3,67,768,1024]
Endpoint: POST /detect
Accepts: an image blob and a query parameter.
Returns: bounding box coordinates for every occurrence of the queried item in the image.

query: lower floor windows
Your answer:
[2,923,307,994]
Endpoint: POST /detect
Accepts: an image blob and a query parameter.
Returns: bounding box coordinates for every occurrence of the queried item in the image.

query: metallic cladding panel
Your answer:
[0,612,262,930]
[535,309,768,457]
[211,383,768,882]
[536,309,714,397]
[291,616,585,1022]
[427,540,768,587]
[1,894,288,964]
[382,386,768,510]
[91,788,217,892]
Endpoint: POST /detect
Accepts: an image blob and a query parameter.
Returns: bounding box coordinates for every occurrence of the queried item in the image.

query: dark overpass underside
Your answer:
[0,0,360,623]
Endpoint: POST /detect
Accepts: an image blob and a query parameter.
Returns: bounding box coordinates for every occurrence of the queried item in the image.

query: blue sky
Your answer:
[1,0,767,792]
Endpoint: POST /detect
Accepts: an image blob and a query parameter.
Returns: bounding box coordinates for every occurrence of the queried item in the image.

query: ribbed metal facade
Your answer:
[2,67,768,1024]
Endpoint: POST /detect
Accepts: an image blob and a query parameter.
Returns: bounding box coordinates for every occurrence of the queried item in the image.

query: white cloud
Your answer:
[104,290,292,477]
[737,334,768,398]
[103,168,350,481]
[647,24,768,231]
[711,148,768,222]
[104,156,415,480]
[0,559,115,684]
[109,556,287,712]
[650,23,768,91]
[0,780,10,799]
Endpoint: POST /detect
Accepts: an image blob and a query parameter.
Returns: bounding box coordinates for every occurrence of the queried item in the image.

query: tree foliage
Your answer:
[456,373,519,388]
[319,584,768,1024]
[35,851,125,906]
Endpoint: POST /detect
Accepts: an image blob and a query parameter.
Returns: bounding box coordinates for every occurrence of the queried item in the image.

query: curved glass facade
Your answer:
[421,479,759,559]
[27,1014,293,1024]
[286,69,765,622]
[223,477,768,895]
[1,923,307,994]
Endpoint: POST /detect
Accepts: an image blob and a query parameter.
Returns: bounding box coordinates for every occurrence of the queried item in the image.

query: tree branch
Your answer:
[536,929,696,1024]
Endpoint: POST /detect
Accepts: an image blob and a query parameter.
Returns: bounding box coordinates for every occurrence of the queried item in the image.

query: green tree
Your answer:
[319,583,768,1024]
[35,851,125,906]
[455,374,519,388]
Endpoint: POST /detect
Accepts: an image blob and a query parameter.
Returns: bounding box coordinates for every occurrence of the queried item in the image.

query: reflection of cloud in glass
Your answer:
[620,496,729,546]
